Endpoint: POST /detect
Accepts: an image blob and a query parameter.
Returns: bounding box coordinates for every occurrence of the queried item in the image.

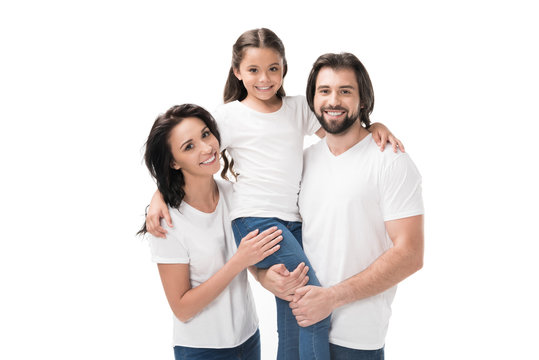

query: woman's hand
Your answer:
[258,263,310,301]
[146,190,172,238]
[234,227,283,268]
[369,122,405,153]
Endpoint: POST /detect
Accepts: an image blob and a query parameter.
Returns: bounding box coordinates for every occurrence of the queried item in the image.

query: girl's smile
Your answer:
[233,47,284,109]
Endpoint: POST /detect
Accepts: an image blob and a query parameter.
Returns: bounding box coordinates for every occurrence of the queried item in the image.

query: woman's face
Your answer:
[168,117,220,179]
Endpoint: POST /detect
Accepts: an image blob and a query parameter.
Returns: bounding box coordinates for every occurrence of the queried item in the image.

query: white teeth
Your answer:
[327,111,344,116]
[201,155,215,164]
[257,86,270,90]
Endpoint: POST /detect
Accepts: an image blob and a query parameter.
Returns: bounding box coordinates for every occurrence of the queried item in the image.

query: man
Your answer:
[267,53,424,359]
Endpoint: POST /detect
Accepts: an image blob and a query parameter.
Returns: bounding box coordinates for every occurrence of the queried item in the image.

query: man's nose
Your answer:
[328,92,341,106]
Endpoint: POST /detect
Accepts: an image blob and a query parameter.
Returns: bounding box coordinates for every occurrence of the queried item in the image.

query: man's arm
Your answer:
[290,215,424,327]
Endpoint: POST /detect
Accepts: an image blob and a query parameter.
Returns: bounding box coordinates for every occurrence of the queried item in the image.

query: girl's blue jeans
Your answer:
[232,217,330,360]
[173,329,260,360]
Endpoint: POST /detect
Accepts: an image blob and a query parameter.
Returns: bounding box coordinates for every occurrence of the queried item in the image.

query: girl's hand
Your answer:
[369,122,405,153]
[235,227,283,268]
[146,190,172,238]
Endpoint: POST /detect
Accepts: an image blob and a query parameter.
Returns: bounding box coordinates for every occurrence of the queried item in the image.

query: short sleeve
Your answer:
[300,96,321,136]
[213,105,231,151]
[380,153,424,221]
[147,221,189,264]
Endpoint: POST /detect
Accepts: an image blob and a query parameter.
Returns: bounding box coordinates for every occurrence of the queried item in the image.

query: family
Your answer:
[139,28,424,360]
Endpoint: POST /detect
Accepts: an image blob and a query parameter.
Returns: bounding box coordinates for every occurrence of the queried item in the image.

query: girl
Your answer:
[139,103,284,360]
[146,29,402,359]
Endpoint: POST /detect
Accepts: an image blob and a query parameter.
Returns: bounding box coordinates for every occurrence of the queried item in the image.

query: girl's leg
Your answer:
[232,217,330,360]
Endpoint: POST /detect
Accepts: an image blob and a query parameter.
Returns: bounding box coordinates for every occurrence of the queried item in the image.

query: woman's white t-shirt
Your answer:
[148,179,258,348]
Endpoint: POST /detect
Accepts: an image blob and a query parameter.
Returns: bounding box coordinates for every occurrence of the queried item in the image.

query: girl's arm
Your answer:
[158,227,283,323]
[314,123,404,153]
[146,190,172,238]
[369,122,405,153]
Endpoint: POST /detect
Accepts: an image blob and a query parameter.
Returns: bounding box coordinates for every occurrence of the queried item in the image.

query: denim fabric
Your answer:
[232,217,330,360]
[330,344,384,360]
[173,329,260,360]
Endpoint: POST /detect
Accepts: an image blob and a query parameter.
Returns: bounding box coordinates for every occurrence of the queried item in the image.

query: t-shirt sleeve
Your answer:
[148,221,189,264]
[213,105,231,151]
[300,96,321,136]
[380,153,424,221]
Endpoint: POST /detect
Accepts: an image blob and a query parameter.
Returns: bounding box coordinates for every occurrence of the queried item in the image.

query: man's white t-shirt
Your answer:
[299,134,424,350]
[148,180,258,348]
[214,95,320,222]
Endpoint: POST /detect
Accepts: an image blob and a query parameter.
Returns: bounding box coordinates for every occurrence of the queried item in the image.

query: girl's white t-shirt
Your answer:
[148,179,258,348]
[214,95,321,221]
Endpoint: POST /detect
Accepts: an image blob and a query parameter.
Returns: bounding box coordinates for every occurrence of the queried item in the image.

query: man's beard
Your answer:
[315,106,360,135]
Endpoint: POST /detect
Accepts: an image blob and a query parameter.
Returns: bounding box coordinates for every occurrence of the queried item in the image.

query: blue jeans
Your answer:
[232,217,330,360]
[330,344,384,360]
[173,329,260,360]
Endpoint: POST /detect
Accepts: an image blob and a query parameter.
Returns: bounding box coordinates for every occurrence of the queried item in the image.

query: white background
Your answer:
[1,0,538,359]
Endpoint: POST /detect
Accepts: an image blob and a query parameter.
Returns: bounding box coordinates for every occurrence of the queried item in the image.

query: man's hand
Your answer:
[258,263,309,301]
[290,285,335,327]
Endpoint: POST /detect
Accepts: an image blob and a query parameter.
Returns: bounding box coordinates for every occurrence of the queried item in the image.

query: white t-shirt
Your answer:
[299,134,424,350]
[214,95,321,222]
[148,179,258,348]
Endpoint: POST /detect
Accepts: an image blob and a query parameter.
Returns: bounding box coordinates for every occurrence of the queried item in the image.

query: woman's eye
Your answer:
[185,144,193,151]
[270,67,278,72]
[202,131,210,138]
[248,68,258,73]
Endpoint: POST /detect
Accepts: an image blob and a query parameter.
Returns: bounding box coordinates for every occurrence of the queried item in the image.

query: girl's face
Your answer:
[168,117,220,179]
[234,47,284,104]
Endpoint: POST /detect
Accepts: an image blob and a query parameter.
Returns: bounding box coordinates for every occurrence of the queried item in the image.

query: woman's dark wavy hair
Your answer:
[137,104,224,235]
[306,52,374,129]
[223,27,288,103]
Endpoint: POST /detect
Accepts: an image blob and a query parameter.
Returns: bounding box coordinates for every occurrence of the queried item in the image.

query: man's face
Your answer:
[313,67,361,134]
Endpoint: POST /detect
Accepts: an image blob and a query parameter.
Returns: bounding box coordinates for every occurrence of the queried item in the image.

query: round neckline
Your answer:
[236,96,286,116]
[181,189,221,216]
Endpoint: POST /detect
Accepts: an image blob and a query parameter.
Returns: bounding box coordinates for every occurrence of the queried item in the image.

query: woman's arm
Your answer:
[158,227,283,322]
[146,190,172,238]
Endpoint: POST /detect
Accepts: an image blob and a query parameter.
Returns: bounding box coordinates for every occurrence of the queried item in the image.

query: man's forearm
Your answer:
[330,243,423,309]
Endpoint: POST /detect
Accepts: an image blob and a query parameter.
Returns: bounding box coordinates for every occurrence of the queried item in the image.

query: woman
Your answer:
[139,103,285,360]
